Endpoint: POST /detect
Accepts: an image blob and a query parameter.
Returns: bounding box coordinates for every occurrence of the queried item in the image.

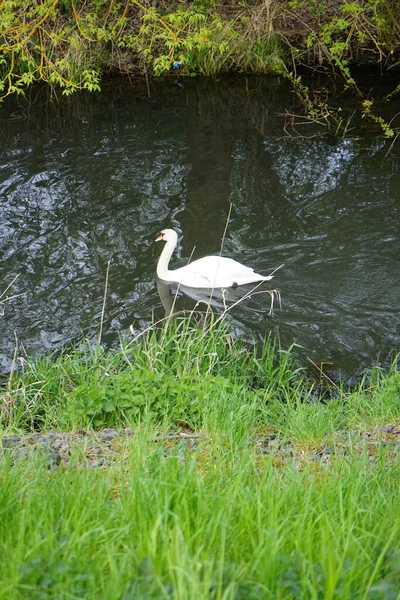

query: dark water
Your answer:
[0,76,399,379]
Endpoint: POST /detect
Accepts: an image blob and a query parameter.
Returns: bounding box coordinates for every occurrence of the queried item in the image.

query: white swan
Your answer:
[155,228,279,289]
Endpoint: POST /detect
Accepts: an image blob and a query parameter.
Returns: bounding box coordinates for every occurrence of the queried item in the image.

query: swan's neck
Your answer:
[157,238,176,280]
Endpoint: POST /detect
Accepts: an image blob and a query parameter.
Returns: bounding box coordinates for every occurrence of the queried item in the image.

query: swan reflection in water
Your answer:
[157,279,281,319]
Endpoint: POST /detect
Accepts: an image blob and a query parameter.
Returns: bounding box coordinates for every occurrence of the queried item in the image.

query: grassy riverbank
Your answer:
[2,430,400,599]
[1,318,400,599]
[1,317,399,435]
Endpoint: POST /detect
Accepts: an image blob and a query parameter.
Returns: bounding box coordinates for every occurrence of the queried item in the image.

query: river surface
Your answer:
[0,76,399,380]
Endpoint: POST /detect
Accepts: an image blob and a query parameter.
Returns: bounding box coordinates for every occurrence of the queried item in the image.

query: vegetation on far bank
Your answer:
[1,0,400,134]
[1,317,400,599]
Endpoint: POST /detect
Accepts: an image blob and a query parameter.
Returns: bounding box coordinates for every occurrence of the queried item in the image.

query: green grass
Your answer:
[1,316,398,440]
[0,317,399,599]
[1,436,400,599]
[1,316,303,433]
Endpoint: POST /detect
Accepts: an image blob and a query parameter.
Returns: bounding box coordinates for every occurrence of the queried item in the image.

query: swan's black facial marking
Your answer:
[155,232,165,242]
[232,281,238,289]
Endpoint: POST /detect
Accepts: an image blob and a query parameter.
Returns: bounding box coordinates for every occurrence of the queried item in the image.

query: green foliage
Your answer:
[280,0,400,134]
[1,317,303,431]
[0,0,106,98]
[118,1,285,77]
[68,369,245,428]
[291,0,400,85]
[362,99,395,137]
[0,0,399,136]
[0,0,286,99]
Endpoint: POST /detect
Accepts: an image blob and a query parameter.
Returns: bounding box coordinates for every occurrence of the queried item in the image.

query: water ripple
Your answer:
[0,78,399,377]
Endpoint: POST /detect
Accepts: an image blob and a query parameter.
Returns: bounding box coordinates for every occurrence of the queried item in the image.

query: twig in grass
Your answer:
[119,332,135,370]
[8,332,18,390]
[202,285,281,340]
[98,260,111,346]
[306,356,339,390]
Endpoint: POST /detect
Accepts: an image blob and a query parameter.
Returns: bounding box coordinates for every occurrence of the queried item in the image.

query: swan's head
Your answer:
[155,228,178,244]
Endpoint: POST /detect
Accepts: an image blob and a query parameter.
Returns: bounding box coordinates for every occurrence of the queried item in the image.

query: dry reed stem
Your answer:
[98,260,111,345]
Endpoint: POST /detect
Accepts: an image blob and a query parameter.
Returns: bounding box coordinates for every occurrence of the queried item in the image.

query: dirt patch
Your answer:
[2,425,400,469]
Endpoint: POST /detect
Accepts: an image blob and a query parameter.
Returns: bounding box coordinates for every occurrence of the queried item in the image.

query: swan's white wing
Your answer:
[171,256,272,288]
[171,261,217,288]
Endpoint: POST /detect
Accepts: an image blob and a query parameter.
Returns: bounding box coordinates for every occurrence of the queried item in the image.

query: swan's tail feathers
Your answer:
[262,275,274,281]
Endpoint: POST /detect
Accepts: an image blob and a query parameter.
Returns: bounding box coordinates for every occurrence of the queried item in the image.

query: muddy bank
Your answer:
[2,425,400,469]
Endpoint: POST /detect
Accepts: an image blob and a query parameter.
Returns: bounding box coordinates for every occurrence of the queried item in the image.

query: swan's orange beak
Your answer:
[155,233,164,242]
